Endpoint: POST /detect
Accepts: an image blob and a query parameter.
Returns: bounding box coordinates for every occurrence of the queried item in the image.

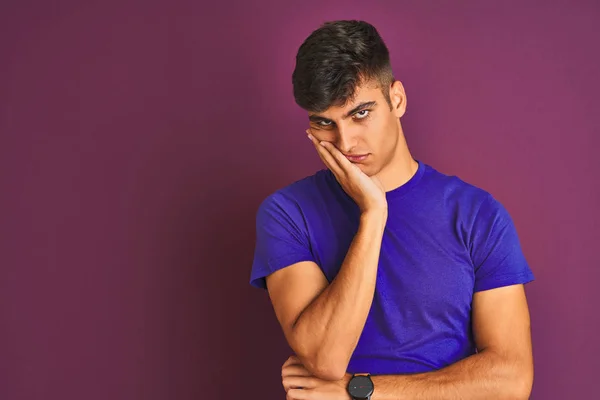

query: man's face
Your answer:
[307,79,405,177]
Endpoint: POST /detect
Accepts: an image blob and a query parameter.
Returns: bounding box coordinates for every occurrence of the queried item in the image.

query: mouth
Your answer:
[344,154,370,163]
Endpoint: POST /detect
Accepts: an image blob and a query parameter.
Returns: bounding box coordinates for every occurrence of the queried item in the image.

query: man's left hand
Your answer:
[281,355,352,399]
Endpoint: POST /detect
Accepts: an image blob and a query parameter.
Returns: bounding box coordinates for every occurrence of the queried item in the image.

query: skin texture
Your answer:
[281,285,533,400]
[306,78,417,193]
[265,78,533,399]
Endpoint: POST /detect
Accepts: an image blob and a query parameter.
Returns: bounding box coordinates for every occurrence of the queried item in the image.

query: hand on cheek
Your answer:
[305,129,387,214]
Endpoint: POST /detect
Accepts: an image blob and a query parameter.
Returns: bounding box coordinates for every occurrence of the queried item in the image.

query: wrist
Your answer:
[347,373,375,400]
[360,209,388,228]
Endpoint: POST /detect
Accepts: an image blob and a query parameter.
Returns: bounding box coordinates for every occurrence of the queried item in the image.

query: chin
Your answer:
[357,163,377,176]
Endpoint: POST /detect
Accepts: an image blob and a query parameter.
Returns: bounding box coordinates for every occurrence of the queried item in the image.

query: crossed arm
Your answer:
[265,213,533,399]
[366,284,533,399]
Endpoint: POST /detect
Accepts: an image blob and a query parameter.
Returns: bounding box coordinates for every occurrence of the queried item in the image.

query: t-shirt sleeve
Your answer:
[249,192,317,290]
[470,194,535,292]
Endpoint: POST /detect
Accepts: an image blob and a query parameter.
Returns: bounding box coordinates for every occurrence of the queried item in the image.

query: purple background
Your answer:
[1,1,598,399]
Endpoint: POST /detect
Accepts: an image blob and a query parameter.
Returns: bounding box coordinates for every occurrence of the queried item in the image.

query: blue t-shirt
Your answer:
[250,159,534,375]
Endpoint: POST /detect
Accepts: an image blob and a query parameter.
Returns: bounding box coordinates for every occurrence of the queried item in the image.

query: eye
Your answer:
[354,109,370,119]
[318,120,333,127]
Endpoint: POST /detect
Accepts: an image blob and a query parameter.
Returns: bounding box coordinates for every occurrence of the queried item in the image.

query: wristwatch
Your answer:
[347,373,374,400]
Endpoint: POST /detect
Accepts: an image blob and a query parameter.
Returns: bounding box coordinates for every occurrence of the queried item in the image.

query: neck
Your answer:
[375,122,419,192]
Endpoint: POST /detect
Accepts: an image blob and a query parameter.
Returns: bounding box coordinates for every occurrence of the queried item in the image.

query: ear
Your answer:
[389,80,407,118]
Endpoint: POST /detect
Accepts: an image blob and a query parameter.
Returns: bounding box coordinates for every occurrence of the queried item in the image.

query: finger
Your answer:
[306,131,344,176]
[282,376,317,391]
[282,354,303,369]
[282,356,297,368]
[320,141,365,181]
[307,132,338,169]
[284,354,301,364]
[282,364,312,377]
[287,388,309,400]
[319,140,353,171]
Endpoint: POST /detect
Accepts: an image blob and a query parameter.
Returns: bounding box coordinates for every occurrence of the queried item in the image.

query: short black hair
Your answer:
[292,20,395,113]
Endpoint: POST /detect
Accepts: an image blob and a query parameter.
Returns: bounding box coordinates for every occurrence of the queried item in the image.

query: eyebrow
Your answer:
[308,100,377,124]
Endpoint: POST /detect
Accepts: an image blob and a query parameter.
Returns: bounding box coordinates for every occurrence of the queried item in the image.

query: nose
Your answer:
[335,125,359,154]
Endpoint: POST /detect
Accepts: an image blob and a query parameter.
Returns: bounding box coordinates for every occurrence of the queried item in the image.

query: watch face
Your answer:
[348,375,374,398]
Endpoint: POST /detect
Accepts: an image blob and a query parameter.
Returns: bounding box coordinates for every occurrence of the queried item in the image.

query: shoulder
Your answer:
[419,162,518,234]
[421,162,492,210]
[256,169,332,220]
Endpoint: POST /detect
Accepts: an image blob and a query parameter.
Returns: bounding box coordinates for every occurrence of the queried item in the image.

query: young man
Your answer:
[250,20,534,400]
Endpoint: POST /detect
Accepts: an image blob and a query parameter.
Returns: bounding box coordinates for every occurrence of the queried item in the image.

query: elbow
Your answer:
[513,374,533,400]
[512,384,532,400]
[307,360,347,381]
[507,359,533,400]
[289,330,351,381]
[310,361,347,381]
[295,346,348,381]
[482,349,533,399]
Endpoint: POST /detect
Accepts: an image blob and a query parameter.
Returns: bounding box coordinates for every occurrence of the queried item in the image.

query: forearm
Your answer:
[371,349,533,400]
[292,210,386,379]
